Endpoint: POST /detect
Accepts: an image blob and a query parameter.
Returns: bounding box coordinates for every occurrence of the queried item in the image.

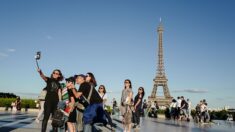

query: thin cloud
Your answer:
[7,48,16,52]
[172,89,209,93]
[0,52,8,58]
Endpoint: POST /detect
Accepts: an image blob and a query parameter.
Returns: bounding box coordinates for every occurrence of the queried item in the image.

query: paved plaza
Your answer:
[0,111,235,132]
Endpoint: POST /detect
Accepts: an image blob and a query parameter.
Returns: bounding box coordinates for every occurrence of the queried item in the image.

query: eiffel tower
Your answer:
[148,20,172,106]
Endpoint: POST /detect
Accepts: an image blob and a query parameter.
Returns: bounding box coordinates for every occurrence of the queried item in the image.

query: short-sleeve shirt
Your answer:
[134,94,143,108]
[45,77,61,102]
[78,82,103,104]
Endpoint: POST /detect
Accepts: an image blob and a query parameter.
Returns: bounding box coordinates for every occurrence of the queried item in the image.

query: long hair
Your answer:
[98,85,106,94]
[51,69,64,81]
[138,87,145,97]
[124,79,132,89]
[87,72,97,87]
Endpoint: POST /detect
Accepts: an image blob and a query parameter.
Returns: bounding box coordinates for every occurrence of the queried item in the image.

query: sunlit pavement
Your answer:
[0,111,235,132]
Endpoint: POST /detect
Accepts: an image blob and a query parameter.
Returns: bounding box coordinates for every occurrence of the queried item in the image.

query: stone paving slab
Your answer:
[1,111,235,132]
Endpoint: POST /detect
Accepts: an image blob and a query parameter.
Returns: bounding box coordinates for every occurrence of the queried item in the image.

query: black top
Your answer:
[78,82,103,104]
[134,94,143,109]
[181,99,187,109]
[68,89,75,102]
[45,77,61,102]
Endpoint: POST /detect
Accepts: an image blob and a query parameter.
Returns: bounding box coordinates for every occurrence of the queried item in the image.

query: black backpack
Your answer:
[51,109,65,127]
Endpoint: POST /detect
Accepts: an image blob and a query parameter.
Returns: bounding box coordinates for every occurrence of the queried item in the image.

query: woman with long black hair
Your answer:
[133,87,145,128]
[83,72,105,131]
[37,69,63,132]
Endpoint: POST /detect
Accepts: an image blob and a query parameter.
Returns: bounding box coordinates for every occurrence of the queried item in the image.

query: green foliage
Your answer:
[210,110,228,120]
[105,105,112,114]
[0,98,16,107]
[157,109,165,114]
[190,109,229,120]
[0,98,36,108]
[191,110,196,117]
[21,99,37,108]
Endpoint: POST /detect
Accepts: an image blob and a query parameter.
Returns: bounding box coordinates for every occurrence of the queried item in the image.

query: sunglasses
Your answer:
[139,89,143,91]
[99,87,104,89]
[53,72,60,75]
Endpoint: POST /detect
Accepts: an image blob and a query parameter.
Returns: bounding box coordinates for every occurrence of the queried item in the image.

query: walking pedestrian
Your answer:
[35,87,47,123]
[133,87,145,128]
[120,79,133,132]
[98,85,116,129]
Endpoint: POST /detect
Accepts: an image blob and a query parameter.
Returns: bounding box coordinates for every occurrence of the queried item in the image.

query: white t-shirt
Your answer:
[177,99,182,108]
[200,104,207,112]
[170,102,177,108]
[98,93,107,105]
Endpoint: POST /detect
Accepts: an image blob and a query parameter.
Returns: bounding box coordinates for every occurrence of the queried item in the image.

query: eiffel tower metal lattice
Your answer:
[148,20,172,106]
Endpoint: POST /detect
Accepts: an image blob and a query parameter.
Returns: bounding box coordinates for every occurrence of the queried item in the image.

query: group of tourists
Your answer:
[36,68,145,132]
[194,99,210,123]
[166,96,192,121]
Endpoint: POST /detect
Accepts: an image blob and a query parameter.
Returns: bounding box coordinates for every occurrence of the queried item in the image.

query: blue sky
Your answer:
[0,0,235,108]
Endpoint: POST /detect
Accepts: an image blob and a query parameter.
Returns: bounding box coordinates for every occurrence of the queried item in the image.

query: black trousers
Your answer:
[41,100,58,132]
[104,110,113,126]
[133,108,141,125]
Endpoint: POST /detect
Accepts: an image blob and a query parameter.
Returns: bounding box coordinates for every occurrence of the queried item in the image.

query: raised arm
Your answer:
[37,69,48,81]
[71,88,82,99]
[58,88,62,101]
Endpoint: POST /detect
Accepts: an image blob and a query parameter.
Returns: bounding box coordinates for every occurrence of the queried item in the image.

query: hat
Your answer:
[74,74,86,79]
[65,77,75,84]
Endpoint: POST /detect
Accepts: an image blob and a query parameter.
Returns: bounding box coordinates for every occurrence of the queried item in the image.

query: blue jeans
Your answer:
[83,103,105,124]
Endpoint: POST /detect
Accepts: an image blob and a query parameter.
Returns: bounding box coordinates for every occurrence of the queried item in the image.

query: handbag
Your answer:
[38,90,47,100]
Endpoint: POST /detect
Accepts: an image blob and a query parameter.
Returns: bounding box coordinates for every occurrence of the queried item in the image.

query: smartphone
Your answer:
[35,51,41,60]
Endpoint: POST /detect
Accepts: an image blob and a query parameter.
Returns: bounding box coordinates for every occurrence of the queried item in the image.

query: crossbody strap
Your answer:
[87,85,93,103]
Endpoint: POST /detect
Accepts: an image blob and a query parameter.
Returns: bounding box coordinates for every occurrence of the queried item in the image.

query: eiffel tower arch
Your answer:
[148,20,172,107]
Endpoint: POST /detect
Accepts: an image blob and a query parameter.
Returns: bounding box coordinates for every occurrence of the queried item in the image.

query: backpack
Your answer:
[51,109,65,127]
